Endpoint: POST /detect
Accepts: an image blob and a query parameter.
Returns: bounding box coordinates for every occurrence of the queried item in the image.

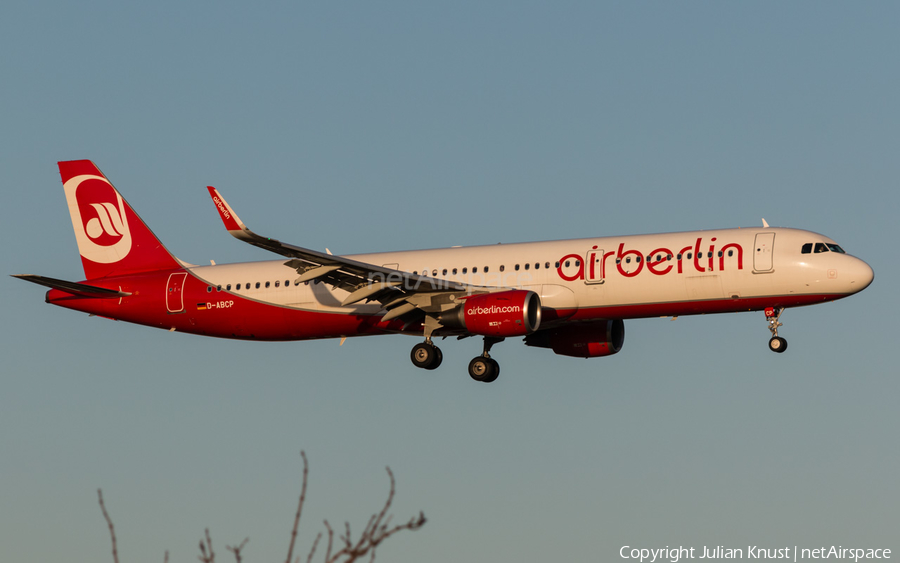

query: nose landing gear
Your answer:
[765,307,788,353]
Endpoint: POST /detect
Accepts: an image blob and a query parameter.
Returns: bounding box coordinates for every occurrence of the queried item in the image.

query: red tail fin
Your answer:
[59,160,181,279]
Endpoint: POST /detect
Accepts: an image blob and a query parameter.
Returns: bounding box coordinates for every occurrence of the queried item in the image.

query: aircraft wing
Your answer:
[206,187,479,323]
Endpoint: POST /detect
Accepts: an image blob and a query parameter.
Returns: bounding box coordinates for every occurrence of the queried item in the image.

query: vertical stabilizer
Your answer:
[59,160,181,279]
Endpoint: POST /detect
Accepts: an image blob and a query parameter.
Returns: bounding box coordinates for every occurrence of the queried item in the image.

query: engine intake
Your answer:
[443,290,541,337]
[525,320,625,358]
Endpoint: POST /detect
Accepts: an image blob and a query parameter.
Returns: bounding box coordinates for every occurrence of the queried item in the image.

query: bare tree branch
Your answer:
[98,489,119,563]
[198,528,215,563]
[226,538,249,563]
[319,466,426,563]
[324,521,335,563]
[306,532,322,563]
[95,451,424,563]
[285,451,309,563]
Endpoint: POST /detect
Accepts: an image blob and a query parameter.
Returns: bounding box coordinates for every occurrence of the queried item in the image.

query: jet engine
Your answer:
[442,290,541,337]
[525,320,625,358]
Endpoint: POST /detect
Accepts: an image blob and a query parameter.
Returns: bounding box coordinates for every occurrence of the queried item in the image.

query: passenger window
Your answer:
[452,268,458,275]
[801,243,812,254]
[815,243,829,253]
[207,286,212,293]
[555,261,560,268]
[728,250,734,257]
[535,263,540,269]
[275,281,280,288]
[687,253,692,259]
[462,267,467,274]
[226,284,232,291]
[216,285,222,291]
[499,265,505,272]
[545,262,550,269]
[473,267,478,274]
[265,281,270,288]
[564,261,570,267]
[626,257,631,264]
[432,269,438,276]
[677,254,682,260]
[524,263,530,270]
[484,266,489,273]
[256,282,260,289]
[236,283,241,290]
[575,260,580,267]
[515,264,520,271]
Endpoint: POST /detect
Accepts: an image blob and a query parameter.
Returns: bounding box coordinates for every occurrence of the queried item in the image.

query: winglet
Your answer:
[762,218,770,228]
[207,186,246,233]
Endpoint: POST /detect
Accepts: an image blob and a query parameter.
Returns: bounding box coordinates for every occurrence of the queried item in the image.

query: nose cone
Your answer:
[847,258,874,294]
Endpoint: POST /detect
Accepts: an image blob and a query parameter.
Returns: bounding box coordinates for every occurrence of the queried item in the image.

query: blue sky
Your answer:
[2,2,898,562]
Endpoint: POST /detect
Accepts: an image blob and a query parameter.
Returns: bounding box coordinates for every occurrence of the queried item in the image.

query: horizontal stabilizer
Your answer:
[12,274,131,298]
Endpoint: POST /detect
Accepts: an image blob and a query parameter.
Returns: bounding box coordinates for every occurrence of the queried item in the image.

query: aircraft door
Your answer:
[166,272,188,313]
[753,233,775,273]
[584,247,605,284]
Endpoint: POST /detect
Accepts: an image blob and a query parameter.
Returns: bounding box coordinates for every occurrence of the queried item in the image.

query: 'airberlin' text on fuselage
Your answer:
[557,237,744,282]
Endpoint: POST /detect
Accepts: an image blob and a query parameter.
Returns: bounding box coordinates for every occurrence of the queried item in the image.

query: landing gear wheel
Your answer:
[764,307,788,354]
[768,337,788,353]
[411,342,438,369]
[483,358,500,383]
[425,346,443,370]
[468,356,499,383]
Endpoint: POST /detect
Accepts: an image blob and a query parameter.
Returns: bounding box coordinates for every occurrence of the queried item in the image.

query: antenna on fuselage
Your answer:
[761,218,770,228]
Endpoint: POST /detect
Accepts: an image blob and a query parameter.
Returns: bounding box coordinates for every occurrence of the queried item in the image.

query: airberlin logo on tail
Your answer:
[84,202,127,240]
[63,174,133,264]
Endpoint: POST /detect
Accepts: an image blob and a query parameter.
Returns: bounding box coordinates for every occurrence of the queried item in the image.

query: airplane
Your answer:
[14,160,874,383]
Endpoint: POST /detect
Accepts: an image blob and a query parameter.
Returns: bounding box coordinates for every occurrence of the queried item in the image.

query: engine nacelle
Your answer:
[525,320,625,358]
[443,290,542,337]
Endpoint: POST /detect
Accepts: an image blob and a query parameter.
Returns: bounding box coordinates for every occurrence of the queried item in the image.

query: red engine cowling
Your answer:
[446,290,541,337]
[524,320,625,358]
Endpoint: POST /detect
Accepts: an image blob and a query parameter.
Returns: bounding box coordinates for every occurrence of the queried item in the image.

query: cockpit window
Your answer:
[801,243,813,254]
[827,244,846,254]
[814,243,829,253]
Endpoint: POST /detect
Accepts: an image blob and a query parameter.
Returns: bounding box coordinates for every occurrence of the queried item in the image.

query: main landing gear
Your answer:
[408,336,503,382]
[468,337,503,383]
[410,339,442,370]
[765,307,788,353]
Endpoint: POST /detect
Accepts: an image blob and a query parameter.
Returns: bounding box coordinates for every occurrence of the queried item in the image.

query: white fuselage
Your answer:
[189,227,873,326]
